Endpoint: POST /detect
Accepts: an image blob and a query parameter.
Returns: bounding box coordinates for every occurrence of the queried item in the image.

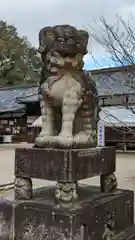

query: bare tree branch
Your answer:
[86,14,135,149]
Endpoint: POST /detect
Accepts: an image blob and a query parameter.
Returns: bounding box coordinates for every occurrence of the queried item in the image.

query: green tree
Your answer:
[0,20,41,86]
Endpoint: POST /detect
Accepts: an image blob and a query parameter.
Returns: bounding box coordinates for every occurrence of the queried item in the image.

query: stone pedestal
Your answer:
[0,146,135,239]
[0,186,135,239]
[14,146,117,201]
[15,186,134,239]
[15,146,116,181]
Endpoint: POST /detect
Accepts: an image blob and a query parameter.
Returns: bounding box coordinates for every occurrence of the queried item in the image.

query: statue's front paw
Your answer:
[57,135,73,147]
[39,131,54,137]
[35,135,58,148]
[35,136,45,147]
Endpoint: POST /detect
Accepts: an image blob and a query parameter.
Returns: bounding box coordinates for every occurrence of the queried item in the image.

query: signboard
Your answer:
[97,120,105,147]
[3,135,12,143]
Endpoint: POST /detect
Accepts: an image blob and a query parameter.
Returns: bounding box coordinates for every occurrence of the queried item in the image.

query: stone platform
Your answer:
[1,146,134,239]
[14,146,117,201]
[15,146,116,181]
[0,185,135,239]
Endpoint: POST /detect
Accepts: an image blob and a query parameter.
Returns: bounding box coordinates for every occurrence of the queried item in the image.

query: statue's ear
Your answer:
[79,30,89,47]
[38,27,54,53]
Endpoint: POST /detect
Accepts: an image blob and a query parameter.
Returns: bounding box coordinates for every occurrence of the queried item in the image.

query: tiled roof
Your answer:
[17,92,38,103]
[100,106,135,127]
[92,70,135,96]
[0,86,38,112]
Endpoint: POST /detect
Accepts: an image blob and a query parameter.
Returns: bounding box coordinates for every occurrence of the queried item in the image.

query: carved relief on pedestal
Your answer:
[102,214,115,240]
[14,177,32,200]
[101,173,118,193]
[20,217,68,240]
[55,182,78,203]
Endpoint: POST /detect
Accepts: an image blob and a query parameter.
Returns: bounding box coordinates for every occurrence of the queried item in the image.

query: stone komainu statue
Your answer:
[35,25,100,148]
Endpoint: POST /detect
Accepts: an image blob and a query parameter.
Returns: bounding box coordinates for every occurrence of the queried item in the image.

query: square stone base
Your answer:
[15,146,116,182]
[0,185,134,239]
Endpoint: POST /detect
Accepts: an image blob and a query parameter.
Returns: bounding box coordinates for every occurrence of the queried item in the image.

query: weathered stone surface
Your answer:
[35,24,100,148]
[0,200,13,239]
[38,25,89,56]
[15,146,116,182]
[114,226,135,239]
[0,185,134,239]
[14,177,32,200]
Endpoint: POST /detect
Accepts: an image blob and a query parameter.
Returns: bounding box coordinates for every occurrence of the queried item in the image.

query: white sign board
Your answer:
[3,135,12,143]
[97,121,105,147]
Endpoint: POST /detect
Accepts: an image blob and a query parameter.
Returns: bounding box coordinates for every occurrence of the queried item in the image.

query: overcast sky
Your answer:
[1,0,135,69]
